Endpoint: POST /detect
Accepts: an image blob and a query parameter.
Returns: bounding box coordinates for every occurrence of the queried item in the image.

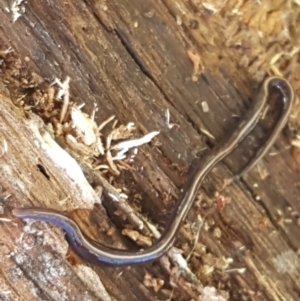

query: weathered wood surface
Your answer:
[0,1,300,300]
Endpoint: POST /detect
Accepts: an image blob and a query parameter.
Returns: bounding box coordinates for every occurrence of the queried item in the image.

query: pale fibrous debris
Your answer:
[200,127,215,140]
[212,227,222,238]
[168,247,188,268]
[119,193,128,199]
[201,286,227,301]
[121,228,152,247]
[186,49,204,81]
[176,15,182,26]
[106,150,120,175]
[165,109,179,129]
[0,136,8,157]
[51,76,159,175]
[291,138,300,149]
[0,217,11,222]
[98,115,115,131]
[201,101,209,113]
[215,256,233,270]
[165,108,170,127]
[186,214,203,262]
[108,193,119,202]
[53,77,71,123]
[3,193,12,201]
[110,131,160,152]
[0,47,14,55]
[10,0,25,23]
[76,103,85,110]
[58,196,70,208]
[65,134,98,157]
[142,218,161,239]
[143,273,164,292]
[106,123,136,149]
[71,107,98,146]
[224,267,246,274]
[202,2,218,13]
[272,250,298,274]
[0,291,11,296]
[53,77,70,100]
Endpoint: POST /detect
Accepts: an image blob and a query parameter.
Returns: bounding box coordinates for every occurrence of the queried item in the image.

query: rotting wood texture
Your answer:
[0,1,300,301]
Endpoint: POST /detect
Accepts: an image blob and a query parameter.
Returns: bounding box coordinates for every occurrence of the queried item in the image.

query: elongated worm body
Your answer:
[12,76,294,266]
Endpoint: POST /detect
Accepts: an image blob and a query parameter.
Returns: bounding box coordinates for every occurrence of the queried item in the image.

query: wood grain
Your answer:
[0,1,299,300]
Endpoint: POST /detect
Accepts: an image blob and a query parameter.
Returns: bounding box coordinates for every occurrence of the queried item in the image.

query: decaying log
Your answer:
[0,1,300,301]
